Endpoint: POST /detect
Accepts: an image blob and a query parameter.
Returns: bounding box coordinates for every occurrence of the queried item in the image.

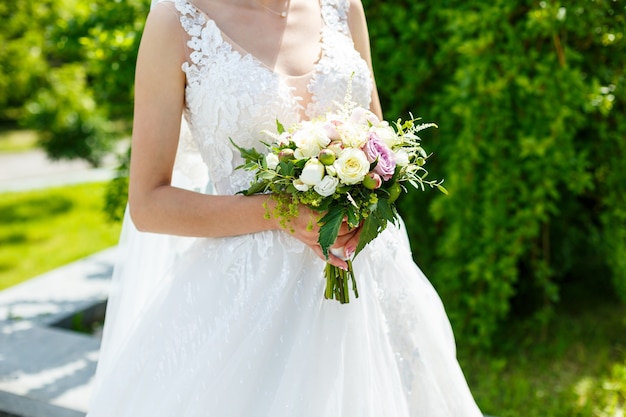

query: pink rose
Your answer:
[322,119,342,140]
[349,107,380,126]
[362,132,396,181]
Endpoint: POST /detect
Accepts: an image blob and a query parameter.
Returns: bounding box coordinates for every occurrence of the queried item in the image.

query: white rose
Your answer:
[292,123,332,159]
[325,164,337,177]
[333,148,370,185]
[314,175,339,197]
[299,158,325,186]
[371,124,401,148]
[293,179,310,192]
[394,148,410,166]
[265,153,279,170]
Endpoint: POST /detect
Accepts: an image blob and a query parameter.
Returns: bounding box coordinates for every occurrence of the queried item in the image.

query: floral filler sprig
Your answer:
[232,95,446,304]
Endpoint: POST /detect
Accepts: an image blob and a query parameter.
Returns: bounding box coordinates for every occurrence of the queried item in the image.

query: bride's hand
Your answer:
[283,205,360,270]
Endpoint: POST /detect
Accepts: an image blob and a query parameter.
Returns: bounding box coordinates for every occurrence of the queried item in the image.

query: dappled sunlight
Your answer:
[574,363,626,417]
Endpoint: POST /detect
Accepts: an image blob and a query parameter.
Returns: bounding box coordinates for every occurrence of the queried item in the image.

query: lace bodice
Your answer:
[169,0,373,195]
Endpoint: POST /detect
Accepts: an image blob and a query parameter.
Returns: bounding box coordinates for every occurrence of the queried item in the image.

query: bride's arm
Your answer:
[347,0,383,119]
[128,5,353,268]
[129,5,270,238]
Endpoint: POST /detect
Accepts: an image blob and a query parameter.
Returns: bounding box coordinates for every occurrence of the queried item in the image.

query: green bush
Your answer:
[364,0,626,347]
[0,0,148,164]
[24,64,113,166]
[0,1,57,121]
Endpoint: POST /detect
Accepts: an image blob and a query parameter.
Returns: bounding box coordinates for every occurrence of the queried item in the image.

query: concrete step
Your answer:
[0,248,116,416]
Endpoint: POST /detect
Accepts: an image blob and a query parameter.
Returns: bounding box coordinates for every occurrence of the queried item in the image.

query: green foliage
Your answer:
[24,64,113,166]
[461,288,626,416]
[104,148,130,222]
[0,0,148,164]
[364,0,626,347]
[0,2,56,120]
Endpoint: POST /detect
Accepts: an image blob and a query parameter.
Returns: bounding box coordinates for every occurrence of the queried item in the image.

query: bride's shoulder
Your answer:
[146,1,183,29]
[346,0,367,29]
[144,1,193,43]
[139,1,188,64]
[137,1,186,77]
[347,0,364,9]
[345,0,369,36]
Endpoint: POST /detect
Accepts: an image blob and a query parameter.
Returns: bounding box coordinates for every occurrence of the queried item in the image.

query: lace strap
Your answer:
[173,0,207,39]
[321,0,351,37]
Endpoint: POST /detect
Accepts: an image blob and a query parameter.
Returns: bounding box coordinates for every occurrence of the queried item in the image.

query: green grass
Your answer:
[459,286,626,417]
[0,128,39,153]
[0,182,122,290]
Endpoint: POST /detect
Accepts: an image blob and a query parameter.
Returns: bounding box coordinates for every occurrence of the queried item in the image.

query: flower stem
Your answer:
[324,262,358,304]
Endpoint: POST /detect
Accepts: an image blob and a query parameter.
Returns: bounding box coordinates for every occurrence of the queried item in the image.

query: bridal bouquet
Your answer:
[232,96,446,304]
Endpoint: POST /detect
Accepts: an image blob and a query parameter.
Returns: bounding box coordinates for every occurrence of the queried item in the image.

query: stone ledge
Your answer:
[0,391,84,417]
[0,248,116,417]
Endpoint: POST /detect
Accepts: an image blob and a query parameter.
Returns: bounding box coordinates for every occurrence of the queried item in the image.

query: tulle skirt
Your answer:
[86,216,482,417]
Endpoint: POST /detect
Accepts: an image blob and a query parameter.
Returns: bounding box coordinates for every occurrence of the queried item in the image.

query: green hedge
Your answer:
[363,0,625,347]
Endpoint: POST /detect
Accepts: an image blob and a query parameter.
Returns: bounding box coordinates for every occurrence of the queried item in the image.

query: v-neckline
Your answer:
[181,0,327,119]
[184,0,326,77]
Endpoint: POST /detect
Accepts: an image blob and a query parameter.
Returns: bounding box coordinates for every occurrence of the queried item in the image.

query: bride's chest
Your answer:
[183,24,366,115]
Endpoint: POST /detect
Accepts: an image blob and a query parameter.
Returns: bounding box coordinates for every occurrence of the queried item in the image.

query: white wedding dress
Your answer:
[86,0,483,416]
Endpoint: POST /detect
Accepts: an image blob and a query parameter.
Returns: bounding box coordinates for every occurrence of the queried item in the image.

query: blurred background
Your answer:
[0,1,624,416]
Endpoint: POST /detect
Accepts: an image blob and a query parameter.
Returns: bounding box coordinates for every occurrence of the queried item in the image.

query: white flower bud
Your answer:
[265,153,279,170]
[299,158,325,186]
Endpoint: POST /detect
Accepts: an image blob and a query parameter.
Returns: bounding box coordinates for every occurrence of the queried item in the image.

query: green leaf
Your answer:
[259,170,277,181]
[242,180,269,195]
[278,161,295,177]
[346,206,359,228]
[316,197,334,212]
[293,159,307,169]
[318,205,345,259]
[354,212,387,257]
[276,119,285,134]
[229,138,264,163]
[376,198,397,223]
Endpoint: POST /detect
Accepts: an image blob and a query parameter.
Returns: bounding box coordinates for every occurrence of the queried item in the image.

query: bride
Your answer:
[86,0,483,415]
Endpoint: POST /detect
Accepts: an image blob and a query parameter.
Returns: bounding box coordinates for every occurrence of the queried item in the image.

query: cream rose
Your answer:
[337,123,369,148]
[292,123,332,159]
[333,148,370,185]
